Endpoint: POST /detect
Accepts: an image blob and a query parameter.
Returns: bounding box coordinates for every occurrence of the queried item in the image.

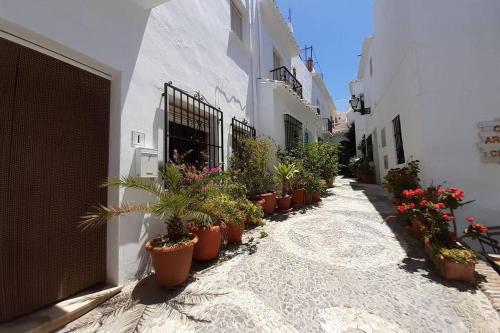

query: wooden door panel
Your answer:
[0,37,110,321]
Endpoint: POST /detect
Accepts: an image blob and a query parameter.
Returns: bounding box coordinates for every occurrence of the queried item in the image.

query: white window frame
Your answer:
[231,1,243,41]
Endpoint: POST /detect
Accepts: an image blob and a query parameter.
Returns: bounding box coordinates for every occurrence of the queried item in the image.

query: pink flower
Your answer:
[435,203,446,209]
[453,190,464,200]
[415,188,425,196]
[397,205,406,214]
[442,213,454,221]
[419,200,428,207]
[437,188,446,195]
[466,217,475,223]
[409,203,416,209]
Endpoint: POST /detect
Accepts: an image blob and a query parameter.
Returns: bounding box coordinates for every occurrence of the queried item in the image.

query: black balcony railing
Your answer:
[270,66,303,99]
[322,118,333,133]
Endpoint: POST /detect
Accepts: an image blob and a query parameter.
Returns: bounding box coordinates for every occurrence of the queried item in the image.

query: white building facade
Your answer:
[349,0,500,238]
[0,0,338,319]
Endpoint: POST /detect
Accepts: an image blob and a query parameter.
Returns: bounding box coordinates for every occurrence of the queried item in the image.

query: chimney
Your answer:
[306,57,314,72]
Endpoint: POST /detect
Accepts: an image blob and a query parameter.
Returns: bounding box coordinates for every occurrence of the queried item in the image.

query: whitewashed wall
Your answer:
[362,0,500,236]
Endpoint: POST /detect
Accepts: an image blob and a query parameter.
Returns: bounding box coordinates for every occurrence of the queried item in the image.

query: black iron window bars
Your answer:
[392,115,405,165]
[270,66,303,99]
[164,82,224,169]
[284,114,303,151]
[231,117,256,153]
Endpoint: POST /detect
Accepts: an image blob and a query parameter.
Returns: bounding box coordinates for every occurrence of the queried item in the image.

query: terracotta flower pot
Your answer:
[312,192,321,203]
[189,225,222,262]
[145,234,198,288]
[277,195,292,211]
[435,256,475,283]
[304,192,313,205]
[260,192,276,215]
[252,198,265,210]
[423,238,435,257]
[226,223,244,244]
[325,179,334,188]
[292,188,305,208]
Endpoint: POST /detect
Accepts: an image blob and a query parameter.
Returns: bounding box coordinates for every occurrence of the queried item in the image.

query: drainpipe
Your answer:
[253,0,263,133]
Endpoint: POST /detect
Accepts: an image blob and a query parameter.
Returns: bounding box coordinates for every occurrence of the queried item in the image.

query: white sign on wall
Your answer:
[477,118,500,163]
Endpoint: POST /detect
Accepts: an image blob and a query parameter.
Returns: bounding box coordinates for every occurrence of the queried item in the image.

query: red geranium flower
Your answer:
[419,200,428,207]
[435,203,446,209]
[414,188,425,196]
[466,217,475,223]
[437,188,446,195]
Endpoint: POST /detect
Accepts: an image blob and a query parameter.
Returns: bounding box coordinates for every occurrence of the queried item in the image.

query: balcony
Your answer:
[270,66,303,99]
[321,118,333,133]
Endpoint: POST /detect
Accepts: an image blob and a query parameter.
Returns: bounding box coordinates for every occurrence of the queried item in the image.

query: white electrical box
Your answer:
[135,148,158,178]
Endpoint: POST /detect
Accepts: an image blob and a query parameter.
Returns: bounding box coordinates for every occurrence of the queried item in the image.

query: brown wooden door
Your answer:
[0,37,110,322]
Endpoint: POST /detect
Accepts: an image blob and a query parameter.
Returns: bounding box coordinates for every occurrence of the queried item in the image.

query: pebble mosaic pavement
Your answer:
[62,177,500,333]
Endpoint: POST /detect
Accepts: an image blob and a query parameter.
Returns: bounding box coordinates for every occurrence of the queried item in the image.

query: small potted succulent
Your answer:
[434,248,477,283]
[81,164,212,288]
[274,162,298,212]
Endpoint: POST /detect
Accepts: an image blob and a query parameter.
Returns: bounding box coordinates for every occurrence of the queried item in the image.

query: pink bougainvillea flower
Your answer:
[466,217,475,223]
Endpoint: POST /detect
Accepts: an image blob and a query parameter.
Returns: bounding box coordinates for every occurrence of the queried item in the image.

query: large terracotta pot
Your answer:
[252,198,265,210]
[292,188,305,208]
[260,192,276,215]
[277,195,292,211]
[189,225,222,261]
[325,179,334,188]
[435,256,475,283]
[227,223,244,244]
[312,192,321,203]
[145,234,198,288]
[304,191,313,205]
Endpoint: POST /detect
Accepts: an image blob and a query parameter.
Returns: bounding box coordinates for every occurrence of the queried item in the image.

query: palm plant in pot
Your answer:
[274,162,298,212]
[80,164,212,288]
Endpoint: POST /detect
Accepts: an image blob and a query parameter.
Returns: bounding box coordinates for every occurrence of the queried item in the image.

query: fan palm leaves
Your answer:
[80,163,214,241]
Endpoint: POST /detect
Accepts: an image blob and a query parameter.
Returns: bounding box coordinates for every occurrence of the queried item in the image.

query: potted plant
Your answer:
[229,138,276,215]
[356,158,375,184]
[290,174,305,208]
[274,162,298,212]
[304,171,322,204]
[434,248,477,283]
[80,164,212,288]
[202,194,245,245]
[383,160,420,200]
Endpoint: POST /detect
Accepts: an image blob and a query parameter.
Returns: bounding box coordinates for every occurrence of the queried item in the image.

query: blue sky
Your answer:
[275,0,374,111]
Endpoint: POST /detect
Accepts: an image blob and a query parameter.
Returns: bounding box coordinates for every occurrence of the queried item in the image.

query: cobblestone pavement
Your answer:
[63,177,500,333]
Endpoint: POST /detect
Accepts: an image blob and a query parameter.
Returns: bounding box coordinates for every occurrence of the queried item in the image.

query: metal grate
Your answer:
[270,66,303,99]
[231,117,256,153]
[392,115,405,165]
[284,114,303,151]
[164,82,224,169]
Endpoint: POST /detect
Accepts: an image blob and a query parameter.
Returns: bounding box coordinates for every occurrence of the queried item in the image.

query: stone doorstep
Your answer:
[0,285,122,333]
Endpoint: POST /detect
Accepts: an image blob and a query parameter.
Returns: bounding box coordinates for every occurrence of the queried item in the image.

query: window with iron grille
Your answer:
[384,155,389,169]
[381,127,387,147]
[392,115,405,165]
[284,114,303,151]
[231,117,256,154]
[231,1,243,40]
[164,82,224,169]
